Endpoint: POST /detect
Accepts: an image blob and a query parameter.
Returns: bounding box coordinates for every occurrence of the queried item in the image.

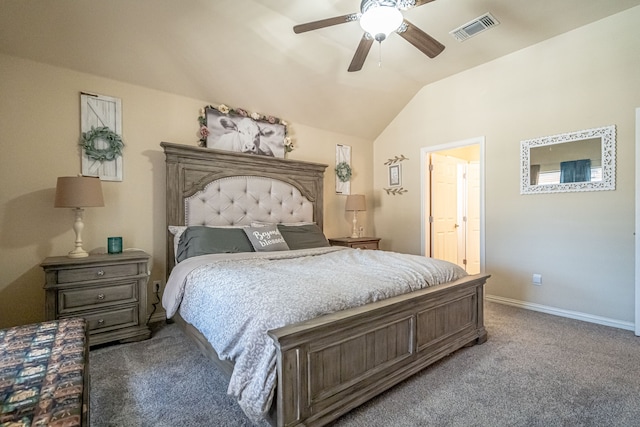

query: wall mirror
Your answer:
[520,125,616,194]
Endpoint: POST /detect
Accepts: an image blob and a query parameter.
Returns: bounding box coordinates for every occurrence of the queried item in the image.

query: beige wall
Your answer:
[373,6,639,324]
[2,7,637,329]
[0,54,373,328]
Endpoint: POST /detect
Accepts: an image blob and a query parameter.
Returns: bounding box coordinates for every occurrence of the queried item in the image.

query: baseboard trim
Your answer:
[485,294,634,331]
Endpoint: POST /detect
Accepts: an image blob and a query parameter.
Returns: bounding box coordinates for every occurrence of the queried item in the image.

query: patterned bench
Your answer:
[0,318,89,426]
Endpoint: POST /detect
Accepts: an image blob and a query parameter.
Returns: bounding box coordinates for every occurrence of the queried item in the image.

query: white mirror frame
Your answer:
[520,125,616,194]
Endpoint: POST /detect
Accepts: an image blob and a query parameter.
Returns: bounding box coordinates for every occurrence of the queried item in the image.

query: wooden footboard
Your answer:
[268,273,489,427]
[174,273,488,427]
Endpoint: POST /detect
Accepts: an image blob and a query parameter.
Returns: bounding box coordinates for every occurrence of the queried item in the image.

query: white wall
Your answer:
[373,6,640,325]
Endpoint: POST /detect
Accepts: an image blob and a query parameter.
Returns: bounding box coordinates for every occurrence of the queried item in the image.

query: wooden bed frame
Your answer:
[161,142,489,427]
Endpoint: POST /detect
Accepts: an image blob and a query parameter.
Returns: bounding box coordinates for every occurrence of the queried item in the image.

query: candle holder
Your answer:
[107,237,123,254]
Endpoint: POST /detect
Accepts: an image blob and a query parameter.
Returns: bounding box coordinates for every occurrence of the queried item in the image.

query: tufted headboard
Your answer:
[161,142,327,276]
[184,176,315,226]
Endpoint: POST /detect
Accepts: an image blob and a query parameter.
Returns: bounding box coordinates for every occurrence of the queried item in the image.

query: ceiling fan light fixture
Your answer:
[360,2,403,42]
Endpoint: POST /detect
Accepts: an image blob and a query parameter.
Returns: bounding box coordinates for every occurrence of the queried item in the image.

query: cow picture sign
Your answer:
[199,104,290,158]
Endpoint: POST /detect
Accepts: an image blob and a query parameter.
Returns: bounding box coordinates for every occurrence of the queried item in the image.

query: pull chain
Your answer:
[378,41,383,68]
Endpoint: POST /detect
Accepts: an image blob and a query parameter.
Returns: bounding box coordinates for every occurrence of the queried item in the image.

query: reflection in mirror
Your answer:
[530,138,601,185]
[521,125,615,194]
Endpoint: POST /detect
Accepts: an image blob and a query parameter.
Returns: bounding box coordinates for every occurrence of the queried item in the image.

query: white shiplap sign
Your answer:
[336,144,351,195]
[80,92,123,181]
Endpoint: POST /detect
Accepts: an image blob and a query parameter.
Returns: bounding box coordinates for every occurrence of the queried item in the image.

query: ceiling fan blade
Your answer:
[293,13,359,34]
[397,20,445,58]
[348,34,374,72]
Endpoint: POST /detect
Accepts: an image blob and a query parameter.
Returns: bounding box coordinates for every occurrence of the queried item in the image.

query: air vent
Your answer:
[450,13,499,42]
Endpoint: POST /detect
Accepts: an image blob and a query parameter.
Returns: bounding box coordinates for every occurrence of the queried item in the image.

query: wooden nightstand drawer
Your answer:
[42,251,151,346]
[59,281,138,314]
[351,241,379,250]
[328,237,381,250]
[83,306,139,333]
[58,263,138,284]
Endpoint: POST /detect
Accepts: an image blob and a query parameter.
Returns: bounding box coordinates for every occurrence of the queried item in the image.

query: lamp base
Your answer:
[351,211,359,238]
[67,207,89,258]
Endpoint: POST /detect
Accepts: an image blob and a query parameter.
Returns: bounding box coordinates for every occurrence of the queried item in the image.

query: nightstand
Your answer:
[328,237,381,250]
[41,250,151,347]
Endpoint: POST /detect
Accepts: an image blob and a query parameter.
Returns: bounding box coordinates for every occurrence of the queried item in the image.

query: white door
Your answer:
[431,153,460,265]
[421,138,484,274]
[466,162,481,274]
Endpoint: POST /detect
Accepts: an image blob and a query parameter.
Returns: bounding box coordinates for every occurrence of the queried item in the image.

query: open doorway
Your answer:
[421,137,485,274]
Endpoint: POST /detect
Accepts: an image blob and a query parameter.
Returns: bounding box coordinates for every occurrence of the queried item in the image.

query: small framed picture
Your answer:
[388,164,401,187]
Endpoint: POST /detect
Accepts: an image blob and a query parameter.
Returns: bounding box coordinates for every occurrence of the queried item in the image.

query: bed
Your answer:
[160,142,490,426]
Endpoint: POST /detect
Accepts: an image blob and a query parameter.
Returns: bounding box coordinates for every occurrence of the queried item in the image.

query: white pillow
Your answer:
[250,221,315,227]
[168,226,188,259]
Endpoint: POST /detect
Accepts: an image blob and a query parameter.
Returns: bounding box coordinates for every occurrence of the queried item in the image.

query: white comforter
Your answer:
[162,246,466,423]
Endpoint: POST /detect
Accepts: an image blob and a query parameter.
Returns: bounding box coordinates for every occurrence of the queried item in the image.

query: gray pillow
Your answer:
[277,224,330,250]
[243,225,290,252]
[176,226,254,262]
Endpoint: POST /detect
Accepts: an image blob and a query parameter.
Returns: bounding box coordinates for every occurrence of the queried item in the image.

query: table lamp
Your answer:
[55,176,104,258]
[345,194,366,238]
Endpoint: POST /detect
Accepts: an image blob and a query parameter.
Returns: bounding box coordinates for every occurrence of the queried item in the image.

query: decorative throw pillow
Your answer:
[277,224,330,250]
[243,225,290,252]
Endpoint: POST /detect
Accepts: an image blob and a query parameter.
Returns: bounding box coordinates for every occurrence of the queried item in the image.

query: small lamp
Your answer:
[55,176,104,258]
[345,194,366,238]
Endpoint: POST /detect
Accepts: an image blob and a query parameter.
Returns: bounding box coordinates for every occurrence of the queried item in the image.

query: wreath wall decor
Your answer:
[335,161,352,183]
[80,126,124,162]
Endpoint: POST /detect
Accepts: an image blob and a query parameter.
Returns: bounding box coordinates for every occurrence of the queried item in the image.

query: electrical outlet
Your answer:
[152,280,161,293]
[532,274,542,286]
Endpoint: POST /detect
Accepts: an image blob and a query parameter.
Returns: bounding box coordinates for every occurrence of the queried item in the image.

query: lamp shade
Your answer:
[54,176,104,208]
[345,194,366,212]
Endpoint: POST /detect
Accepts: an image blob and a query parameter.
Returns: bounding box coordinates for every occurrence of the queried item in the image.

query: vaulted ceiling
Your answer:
[1,0,639,140]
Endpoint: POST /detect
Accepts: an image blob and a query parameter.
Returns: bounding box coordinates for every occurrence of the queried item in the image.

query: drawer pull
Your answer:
[97,270,105,277]
[97,293,105,300]
[97,319,105,326]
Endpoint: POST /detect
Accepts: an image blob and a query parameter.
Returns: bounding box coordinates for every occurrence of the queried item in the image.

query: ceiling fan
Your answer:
[293,0,445,72]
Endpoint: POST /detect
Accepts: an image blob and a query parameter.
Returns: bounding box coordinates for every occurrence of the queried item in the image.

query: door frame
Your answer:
[635,107,639,336]
[420,137,486,274]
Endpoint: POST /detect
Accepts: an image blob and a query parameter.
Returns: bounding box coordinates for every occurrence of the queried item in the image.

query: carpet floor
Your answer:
[90,301,640,426]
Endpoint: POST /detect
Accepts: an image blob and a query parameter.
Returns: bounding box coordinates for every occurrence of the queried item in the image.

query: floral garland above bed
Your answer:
[198,104,294,153]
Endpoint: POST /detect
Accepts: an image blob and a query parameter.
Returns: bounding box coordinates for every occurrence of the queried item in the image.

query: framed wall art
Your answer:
[199,104,291,158]
[383,154,408,196]
[388,163,401,187]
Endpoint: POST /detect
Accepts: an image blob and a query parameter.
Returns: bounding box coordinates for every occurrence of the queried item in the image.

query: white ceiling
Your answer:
[1,0,639,140]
